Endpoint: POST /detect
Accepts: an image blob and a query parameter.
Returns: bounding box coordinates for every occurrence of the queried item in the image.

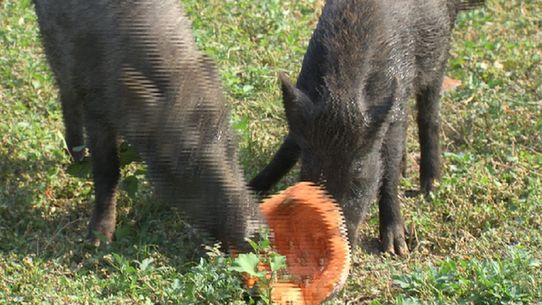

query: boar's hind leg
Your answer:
[378,120,409,256]
[416,76,443,196]
[60,90,85,162]
[249,134,300,194]
[85,116,120,246]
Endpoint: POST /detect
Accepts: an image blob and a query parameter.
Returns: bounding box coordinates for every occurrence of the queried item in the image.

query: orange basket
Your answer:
[258,182,351,305]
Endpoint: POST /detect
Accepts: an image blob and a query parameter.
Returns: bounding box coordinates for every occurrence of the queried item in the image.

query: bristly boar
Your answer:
[250,0,484,255]
[33,0,263,250]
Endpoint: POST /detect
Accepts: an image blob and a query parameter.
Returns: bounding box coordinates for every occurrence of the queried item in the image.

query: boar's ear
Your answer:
[278,72,314,128]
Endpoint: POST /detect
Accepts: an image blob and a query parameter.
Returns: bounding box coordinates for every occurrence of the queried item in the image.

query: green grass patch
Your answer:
[1,0,541,304]
[392,247,541,304]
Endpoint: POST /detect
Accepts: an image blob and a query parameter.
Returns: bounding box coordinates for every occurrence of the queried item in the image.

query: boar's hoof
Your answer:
[87,227,115,247]
[381,224,409,256]
[87,212,116,246]
[68,145,86,163]
[420,178,437,199]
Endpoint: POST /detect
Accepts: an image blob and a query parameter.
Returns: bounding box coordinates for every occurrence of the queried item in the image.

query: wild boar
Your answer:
[250,0,484,255]
[33,0,263,250]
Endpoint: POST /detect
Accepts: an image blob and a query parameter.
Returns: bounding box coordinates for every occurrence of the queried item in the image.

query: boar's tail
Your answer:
[456,0,485,11]
[249,135,300,194]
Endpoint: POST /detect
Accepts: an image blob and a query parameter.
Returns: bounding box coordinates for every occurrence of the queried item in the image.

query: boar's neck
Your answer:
[295,34,328,103]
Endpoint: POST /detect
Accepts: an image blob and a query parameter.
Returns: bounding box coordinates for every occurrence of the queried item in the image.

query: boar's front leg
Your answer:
[416,76,444,196]
[85,113,120,246]
[59,89,85,163]
[249,134,300,194]
[400,138,408,178]
[379,120,409,256]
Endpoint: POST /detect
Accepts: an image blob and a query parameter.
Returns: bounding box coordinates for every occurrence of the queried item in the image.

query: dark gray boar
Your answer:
[33,0,263,250]
[250,0,484,255]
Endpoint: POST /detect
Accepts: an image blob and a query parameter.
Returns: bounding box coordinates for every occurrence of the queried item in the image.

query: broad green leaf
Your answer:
[229,253,260,277]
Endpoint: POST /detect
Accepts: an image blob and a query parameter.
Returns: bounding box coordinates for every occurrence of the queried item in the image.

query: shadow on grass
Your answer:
[0,149,216,273]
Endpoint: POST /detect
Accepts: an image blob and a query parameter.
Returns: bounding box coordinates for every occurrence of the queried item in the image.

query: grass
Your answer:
[0,0,541,304]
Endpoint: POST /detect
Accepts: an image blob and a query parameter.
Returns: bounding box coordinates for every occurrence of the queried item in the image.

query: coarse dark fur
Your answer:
[33,0,263,250]
[250,0,484,255]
